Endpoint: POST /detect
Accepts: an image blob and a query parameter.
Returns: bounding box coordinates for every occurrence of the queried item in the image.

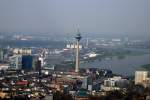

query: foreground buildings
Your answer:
[135,70,150,89]
[101,76,129,91]
[135,71,148,85]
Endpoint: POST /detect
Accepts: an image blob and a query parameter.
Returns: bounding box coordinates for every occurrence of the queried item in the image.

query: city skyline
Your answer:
[1,1,150,100]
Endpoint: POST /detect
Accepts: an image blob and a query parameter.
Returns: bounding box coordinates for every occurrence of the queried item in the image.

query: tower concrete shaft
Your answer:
[75,40,80,73]
[75,29,81,73]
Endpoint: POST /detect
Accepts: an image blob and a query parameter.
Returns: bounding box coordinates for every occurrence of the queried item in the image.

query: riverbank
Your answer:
[141,64,150,71]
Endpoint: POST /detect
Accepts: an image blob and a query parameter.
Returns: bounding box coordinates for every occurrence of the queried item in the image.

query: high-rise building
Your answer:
[9,55,22,69]
[35,60,41,71]
[75,29,82,73]
[32,55,39,70]
[0,48,4,62]
[22,55,33,70]
[38,57,44,67]
[82,76,93,91]
[135,71,148,85]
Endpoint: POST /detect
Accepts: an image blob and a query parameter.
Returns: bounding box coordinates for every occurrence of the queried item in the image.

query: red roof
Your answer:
[16,81,28,85]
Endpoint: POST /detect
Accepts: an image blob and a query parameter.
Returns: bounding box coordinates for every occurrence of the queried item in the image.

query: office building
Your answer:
[22,55,33,70]
[0,49,4,62]
[38,57,44,67]
[9,55,22,69]
[82,76,93,91]
[142,78,150,88]
[102,76,129,91]
[32,55,39,70]
[35,60,41,71]
[135,71,148,85]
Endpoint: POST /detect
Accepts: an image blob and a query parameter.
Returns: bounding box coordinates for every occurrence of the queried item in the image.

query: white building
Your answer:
[13,48,32,55]
[9,55,22,69]
[82,76,93,91]
[66,44,82,49]
[102,76,129,91]
[39,57,44,67]
[104,76,122,87]
[0,64,9,70]
[135,71,148,85]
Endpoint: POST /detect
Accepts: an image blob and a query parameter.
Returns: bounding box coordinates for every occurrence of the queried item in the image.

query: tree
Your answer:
[53,91,73,100]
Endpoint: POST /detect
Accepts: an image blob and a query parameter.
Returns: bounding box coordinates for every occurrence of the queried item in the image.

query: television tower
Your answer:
[75,29,82,73]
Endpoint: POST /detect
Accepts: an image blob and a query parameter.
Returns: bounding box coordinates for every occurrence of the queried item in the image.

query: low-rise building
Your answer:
[13,48,32,55]
[101,76,129,91]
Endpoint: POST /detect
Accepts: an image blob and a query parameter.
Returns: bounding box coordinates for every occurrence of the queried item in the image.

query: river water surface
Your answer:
[80,54,150,76]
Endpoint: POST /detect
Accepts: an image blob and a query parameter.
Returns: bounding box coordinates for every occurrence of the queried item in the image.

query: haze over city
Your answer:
[0,0,150,36]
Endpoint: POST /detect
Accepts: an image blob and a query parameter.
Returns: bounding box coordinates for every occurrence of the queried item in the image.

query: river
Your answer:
[80,54,150,76]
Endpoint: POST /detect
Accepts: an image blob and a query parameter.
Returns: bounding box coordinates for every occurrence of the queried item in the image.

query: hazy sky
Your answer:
[0,0,150,34]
